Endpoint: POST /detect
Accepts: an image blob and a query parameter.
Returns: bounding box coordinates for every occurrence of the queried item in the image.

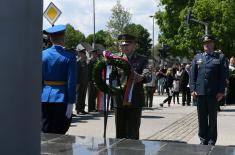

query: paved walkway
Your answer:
[148,110,198,143]
[68,94,235,146]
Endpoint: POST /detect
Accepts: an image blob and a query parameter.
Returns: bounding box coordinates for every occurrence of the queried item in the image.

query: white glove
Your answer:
[65,104,74,119]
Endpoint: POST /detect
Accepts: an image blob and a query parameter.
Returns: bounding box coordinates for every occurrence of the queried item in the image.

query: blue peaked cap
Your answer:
[44,25,66,34]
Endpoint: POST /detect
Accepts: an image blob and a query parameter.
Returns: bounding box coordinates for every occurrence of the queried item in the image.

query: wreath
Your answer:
[92,54,131,95]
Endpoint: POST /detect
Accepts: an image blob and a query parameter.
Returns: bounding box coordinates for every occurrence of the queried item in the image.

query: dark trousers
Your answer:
[197,95,218,144]
[145,86,155,107]
[115,108,142,140]
[182,87,191,105]
[173,91,179,104]
[163,88,172,105]
[88,82,98,112]
[41,103,71,134]
[76,83,88,112]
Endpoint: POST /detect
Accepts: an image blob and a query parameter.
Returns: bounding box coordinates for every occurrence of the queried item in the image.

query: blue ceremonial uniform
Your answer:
[190,51,226,145]
[191,52,226,96]
[41,45,76,103]
[41,25,77,134]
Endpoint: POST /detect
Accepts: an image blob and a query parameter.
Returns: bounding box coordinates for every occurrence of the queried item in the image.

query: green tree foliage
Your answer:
[64,24,85,49]
[107,0,132,38]
[156,0,235,58]
[124,24,152,56]
[85,30,114,49]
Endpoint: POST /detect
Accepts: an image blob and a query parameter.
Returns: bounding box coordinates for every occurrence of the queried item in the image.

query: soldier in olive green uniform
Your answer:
[88,49,99,112]
[113,34,149,140]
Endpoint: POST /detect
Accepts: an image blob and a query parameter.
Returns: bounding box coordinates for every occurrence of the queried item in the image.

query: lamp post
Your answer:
[93,0,96,48]
[149,15,155,58]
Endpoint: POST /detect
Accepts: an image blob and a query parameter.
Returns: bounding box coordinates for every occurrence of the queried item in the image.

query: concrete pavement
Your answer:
[68,94,235,146]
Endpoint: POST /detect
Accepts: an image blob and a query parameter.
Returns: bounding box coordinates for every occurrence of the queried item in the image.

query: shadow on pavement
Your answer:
[142,107,162,110]
[145,139,187,144]
[141,115,164,119]
[71,112,114,123]
[221,109,235,112]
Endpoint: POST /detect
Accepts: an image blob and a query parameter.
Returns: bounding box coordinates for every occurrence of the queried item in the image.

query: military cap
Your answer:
[202,34,215,43]
[185,64,190,69]
[118,34,136,46]
[76,44,86,53]
[44,25,66,34]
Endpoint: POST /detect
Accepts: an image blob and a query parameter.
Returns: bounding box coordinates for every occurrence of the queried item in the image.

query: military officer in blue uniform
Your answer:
[114,34,149,140]
[41,25,76,134]
[190,34,227,145]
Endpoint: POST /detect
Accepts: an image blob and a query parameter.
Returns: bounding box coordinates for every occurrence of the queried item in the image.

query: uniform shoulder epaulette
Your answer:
[63,49,77,59]
[213,52,224,59]
[195,52,202,58]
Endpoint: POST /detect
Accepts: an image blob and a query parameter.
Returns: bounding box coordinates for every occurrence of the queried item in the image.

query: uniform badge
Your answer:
[196,59,203,65]
[212,59,220,64]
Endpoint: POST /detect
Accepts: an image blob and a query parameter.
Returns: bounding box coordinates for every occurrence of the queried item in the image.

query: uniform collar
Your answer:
[127,52,136,60]
[203,51,214,56]
[52,44,64,49]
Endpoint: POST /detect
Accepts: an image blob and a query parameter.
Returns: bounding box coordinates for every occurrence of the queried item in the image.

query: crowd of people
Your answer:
[41,24,235,146]
[144,63,192,108]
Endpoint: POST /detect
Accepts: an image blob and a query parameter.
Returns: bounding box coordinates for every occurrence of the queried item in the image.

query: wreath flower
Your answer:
[93,54,130,94]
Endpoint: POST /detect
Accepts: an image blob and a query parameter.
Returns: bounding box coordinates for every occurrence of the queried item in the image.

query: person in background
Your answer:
[172,73,180,104]
[145,64,157,107]
[180,64,191,106]
[227,57,235,104]
[87,49,99,112]
[76,45,89,115]
[156,65,167,95]
[160,68,174,107]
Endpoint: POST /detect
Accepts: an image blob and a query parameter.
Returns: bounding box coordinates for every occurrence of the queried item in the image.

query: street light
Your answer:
[149,15,155,58]
[92,0,96,48]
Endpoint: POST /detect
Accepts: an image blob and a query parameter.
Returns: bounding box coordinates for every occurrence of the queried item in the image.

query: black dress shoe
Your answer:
[200,140,208,145]
[208,140,215,146]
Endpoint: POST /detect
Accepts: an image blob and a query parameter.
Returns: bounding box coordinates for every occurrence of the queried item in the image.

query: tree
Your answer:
[107,0,132,39]
[156,1,192,57]
[64,24,85,49]
[123,24,152,56]
[85,30,114,49]
[156,0,235,58]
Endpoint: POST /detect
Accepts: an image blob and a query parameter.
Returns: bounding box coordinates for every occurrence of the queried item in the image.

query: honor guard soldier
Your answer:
[190,34,227,145]
[76,44,89,114]
[41,25,76,134]
[88,49,99,112]
[114,34,149,140]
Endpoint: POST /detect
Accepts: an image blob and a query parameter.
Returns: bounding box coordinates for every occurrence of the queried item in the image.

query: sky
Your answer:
[43,0,160,45]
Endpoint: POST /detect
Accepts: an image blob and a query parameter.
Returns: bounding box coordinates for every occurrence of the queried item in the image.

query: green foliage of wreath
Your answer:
[92,58,131,95]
